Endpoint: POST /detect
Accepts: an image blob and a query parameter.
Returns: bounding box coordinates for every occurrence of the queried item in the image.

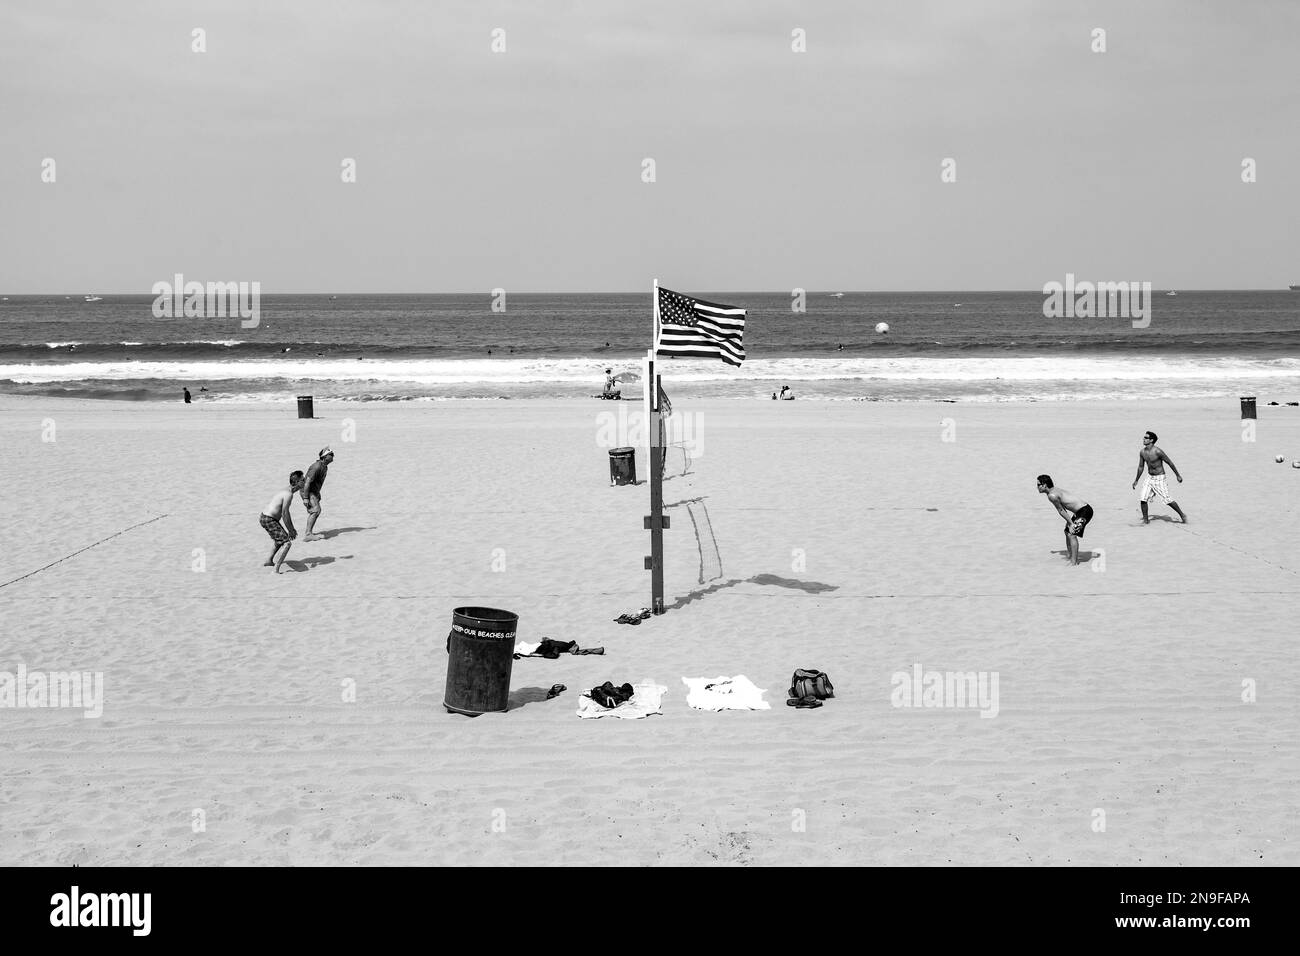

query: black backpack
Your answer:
[788,669,834,701]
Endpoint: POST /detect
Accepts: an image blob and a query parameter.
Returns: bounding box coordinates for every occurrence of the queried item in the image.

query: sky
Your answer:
[1,0,1297,292]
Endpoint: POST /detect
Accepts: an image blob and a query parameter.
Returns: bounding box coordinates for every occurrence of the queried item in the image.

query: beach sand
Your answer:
[1,395,1297,865]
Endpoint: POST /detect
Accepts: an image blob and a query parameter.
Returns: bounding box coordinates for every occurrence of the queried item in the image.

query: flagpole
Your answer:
[645,278,667,615]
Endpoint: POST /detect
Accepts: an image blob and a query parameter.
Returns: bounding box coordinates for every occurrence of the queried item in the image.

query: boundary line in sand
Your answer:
[0,514,170,590]
[1175,525,1300,577]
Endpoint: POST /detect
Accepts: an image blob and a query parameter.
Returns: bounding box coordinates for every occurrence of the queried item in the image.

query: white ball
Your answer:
[875,322,889,334]
[1277,455,1286,463]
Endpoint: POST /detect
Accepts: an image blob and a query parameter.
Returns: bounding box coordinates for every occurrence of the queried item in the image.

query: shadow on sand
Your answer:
[507,685,568,711]
[669,573,839,610]
[284,554,354,571]
[1049,550,1100,563]
[317,526,376,539]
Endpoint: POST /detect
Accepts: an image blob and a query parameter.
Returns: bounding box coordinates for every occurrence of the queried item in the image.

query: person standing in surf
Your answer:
[1132,431,1187,524]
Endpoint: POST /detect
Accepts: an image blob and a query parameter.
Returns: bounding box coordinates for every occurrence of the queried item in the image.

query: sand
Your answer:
[1,395,1297,865]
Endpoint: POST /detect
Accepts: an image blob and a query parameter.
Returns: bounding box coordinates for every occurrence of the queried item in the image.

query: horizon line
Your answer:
[3,287,1296,297]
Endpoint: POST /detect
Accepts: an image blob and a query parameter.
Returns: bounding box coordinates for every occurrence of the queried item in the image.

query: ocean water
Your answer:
[1,291,1298,403]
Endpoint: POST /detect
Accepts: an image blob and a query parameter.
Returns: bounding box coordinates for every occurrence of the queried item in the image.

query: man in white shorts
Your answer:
[1132,430,1187,524]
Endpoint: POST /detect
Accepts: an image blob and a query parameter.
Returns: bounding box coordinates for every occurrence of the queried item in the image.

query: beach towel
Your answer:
[682,675,771,711]
[576,681,667,719]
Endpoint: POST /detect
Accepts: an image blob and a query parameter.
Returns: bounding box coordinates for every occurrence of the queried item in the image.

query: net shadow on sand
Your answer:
[668,573,839,611]
[663,496,838,609]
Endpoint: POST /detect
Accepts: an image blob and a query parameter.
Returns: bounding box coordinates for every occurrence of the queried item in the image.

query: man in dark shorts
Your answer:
[301,447,334,541]
[1037,474,1093,566]
[260,470,303,573]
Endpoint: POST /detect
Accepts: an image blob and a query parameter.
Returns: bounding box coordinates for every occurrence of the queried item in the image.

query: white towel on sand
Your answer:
[576,682,667,719]
[682,675,770,711]
[514,641,540,656]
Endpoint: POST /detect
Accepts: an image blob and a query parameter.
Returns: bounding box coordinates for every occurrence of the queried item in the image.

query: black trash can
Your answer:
[1240,396,1257,419]
[297,395,314,419]
[444,607,518,716]
[609,447,637,485]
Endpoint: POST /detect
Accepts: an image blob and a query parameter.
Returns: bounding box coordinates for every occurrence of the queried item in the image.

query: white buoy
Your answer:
[875,322,889,334]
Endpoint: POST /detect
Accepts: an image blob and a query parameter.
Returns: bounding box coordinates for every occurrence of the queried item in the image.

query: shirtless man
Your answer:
[1037,474,1093,566]
[301,447,334,541]
[260,470,303,573]
[1132,430,1187,524]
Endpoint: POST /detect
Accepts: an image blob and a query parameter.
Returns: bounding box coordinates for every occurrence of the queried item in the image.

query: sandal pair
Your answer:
[786,696,823,709]
[614,608,652,625]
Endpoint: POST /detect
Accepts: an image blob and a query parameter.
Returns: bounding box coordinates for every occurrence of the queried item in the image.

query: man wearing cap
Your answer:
[301,447,334,541]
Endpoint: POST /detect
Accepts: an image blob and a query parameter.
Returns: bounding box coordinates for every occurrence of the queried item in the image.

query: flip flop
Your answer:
[546,684,566,699]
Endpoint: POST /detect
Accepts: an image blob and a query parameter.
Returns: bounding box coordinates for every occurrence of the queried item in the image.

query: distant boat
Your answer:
[329,295,337,300]
[84,294,103,302]
[1165,291,1177,296]
[828,292,844,298]
[1290,284,1300,291]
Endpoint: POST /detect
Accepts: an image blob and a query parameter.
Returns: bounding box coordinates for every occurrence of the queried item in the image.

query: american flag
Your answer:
[655,287,746,367]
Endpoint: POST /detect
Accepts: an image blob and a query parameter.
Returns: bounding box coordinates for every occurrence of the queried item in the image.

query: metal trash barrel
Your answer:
[609,447,637,485]
[1240,396,1257,419]
[443,606,518,716]
[297,395,314,419]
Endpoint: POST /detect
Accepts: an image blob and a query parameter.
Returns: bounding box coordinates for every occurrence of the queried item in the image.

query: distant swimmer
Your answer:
[183,387,191,404]
[1133,430,1187,524]
[301,447,334,541]
[260,470,303,573]
[1037,475,1093,566]
[280,347,291,353]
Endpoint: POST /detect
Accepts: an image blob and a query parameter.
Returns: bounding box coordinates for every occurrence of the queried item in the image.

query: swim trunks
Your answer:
[1067,504,1094,538]
[1141,473,1171,503]
[260,513,289,545]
